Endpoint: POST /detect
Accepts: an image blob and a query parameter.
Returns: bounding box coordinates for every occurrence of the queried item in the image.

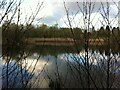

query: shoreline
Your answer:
[26,38,105,46]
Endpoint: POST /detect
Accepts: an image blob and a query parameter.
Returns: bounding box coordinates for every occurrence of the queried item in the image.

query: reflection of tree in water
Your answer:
[1,0,120,89]
[2,50,42,88]
[2,61,32,88]
[2,43,120,88]
[1,0,44,88]
[2,41,120,88]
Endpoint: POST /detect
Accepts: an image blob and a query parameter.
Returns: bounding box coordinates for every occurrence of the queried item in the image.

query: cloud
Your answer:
[13,0,119,28]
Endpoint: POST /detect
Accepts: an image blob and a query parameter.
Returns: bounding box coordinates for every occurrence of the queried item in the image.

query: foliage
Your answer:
[2,23,120,45]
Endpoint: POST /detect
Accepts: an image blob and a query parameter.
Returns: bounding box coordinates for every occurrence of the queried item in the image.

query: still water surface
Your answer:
[2,45,120,88]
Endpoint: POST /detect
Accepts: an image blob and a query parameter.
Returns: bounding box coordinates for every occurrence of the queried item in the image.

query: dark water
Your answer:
[1,45,120,88]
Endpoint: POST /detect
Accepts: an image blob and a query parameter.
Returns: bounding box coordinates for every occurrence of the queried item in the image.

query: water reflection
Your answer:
[2,45,120,88]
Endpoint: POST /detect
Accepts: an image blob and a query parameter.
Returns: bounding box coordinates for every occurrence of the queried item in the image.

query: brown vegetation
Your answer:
[26,38,105,45]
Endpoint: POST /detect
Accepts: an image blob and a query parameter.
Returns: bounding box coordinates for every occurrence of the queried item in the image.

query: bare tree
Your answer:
[1,0,120,89]
[60,1,120,89]
[1,0,45,89]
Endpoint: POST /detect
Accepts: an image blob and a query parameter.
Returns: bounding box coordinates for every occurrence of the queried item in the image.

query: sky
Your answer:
[2,0,120,29]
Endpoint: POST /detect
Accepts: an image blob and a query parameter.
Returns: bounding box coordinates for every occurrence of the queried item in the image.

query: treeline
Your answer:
[26,24,83,39]
[26,24,120,40]
[2,22,120,56]
[2,22,25,45]
[2,22,120,44]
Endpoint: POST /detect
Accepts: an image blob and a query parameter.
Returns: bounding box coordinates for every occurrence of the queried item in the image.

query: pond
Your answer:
[1,45,120,88]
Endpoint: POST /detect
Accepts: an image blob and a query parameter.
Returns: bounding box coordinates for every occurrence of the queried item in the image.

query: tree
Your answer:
[39,23,48,30]
[1,0,44,88]
[98,26,105,38]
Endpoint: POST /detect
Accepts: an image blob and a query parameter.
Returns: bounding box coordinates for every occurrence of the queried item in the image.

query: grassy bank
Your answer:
[26,38,105,45]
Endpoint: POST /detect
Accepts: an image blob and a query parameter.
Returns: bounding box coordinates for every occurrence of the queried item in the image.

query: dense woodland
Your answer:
[1,1,120,88]
[2,22,120,45]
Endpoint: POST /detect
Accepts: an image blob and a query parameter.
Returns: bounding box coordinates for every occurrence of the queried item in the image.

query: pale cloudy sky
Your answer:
[5,0,120,29]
